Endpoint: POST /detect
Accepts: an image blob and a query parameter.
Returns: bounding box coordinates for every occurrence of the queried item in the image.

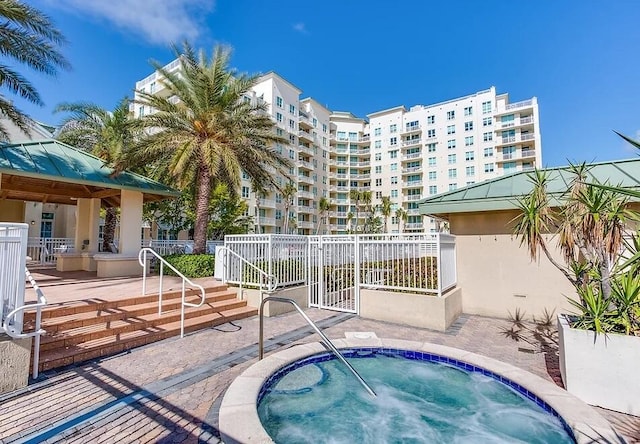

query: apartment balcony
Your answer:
[335,173,348,179]
[403,181,424,189]
[298,190,314,199]
[401,125,422,134]
[495,99,534,116]
[407,208,420,215]
[350,161,370,167]
[298,221,314,229]
[260,199,276,208]
[495,132,537,147]
[298,130,314,142]
[335,185,349,192]
[405,222,424,230]
[330,224,348,231]
[401,138,422,147]
[334,211,348,218]
[406,194,423,201]
[521,133,535,141]
[297,205,313,213]
[297,175,313,185]
[333,198,349,204]
[401,152,423,161]
[521,149,536,159]
[297,159,313,170]
[298,112,313,129]
[355,174,371,180]
[498,116,535,129]
[358,147,370,155]
[258,217,276,226]
[299,144,314,156]
[402,166,423,174]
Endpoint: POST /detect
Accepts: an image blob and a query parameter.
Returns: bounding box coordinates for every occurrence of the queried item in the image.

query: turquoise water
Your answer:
[258,353,574,443]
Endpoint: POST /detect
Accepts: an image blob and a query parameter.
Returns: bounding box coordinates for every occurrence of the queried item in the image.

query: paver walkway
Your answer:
[1,309,638,443]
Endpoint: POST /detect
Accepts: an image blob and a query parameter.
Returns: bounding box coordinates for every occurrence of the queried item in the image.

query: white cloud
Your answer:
[292,22,308,34]
[44,0,215,45]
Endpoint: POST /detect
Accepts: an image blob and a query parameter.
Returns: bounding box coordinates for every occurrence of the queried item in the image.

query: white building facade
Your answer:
[134,63,541,235]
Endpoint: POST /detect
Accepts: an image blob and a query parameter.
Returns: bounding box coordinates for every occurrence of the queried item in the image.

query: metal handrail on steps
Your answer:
[2,267,48,379]
[138,247,206,338]
[218,246,278,302]
[259,296,376,397]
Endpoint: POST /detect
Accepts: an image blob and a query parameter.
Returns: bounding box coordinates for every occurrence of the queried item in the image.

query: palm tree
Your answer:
[281,182,297,234]
[316,196,331,235]
[120,43,290,253]
[0,1,69,139]
[251,178,268,234]
[346,212,354,234]
[56,98,135,252]
[380,196,392,233]
[349,189,361,233]
[395,207,407,233]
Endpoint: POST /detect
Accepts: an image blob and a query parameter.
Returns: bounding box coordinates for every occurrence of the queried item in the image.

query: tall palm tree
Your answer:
[346,212,354,234]
[55,98,135,252]
[251,178,268,234]
[361,190,372,232]
[380,196,392,233]
[395,207,407,233]
[316,196,331,235]
[0,1,69,139]
[281,182,297,234]
[120,43,290,253]
[349,189,361,233]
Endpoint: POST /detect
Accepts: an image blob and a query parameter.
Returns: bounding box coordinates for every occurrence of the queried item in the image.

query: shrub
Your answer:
[161,254,215,278]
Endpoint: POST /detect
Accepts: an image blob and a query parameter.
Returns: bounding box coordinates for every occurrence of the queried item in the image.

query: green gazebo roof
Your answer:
[419,158,640,218]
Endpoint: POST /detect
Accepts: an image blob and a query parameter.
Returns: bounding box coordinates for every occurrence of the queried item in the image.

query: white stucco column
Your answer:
[119,190,143,255]
[74,198,100,252]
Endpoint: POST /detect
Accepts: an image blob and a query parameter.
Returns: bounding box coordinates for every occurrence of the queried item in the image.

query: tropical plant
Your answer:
[119,43,290,253]
[395,207,407,233]
[0,0,69,139]
[349,189,362,233]
[206,183,253,239]
[281,182,297,234]
[513,162,640,335]
[56,98,136,252]
[346,211,354,234]
[316,196,331,235]
[251,178,268,234]
[380,196,392,233]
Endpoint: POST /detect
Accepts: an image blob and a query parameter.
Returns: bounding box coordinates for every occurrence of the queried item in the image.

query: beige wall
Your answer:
[243,285,308,317]
[0,200,25,223]
[450,211,575,319]
[0,336,32,394]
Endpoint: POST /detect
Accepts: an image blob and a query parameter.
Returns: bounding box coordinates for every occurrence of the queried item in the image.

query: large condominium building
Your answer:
[134,64,541,236]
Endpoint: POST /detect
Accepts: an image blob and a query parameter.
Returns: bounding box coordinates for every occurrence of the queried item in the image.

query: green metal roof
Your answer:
[419,158,640,218]
[0,139,179,197]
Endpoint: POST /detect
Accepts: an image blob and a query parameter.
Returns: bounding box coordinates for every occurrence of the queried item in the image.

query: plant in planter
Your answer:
[513,161,640,414]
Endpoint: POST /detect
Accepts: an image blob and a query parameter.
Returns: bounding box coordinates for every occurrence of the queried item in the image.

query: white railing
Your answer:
[1,223,28,331]
[505,99,533,110]
[147,239,223,255]
[27,237,75,265]
[402,139,422,147]
[521,133,536,141]
[402,152,422,160]
[438,233,457,293]
[219,246,278,302]
[224,234,308,288]
[138,248,206,338]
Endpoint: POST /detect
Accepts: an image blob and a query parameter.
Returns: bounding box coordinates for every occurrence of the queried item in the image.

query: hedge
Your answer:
[161,254,215,278]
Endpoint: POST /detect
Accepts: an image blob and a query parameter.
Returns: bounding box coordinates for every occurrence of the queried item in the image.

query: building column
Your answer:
[119,190,143,255]
[74,198,101,253]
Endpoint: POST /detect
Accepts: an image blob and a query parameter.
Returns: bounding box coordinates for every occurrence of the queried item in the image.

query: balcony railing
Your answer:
[406,195,422,201]
[520,116,534,125]
[402,152,422,160]
[298,191,314,199]
[298,175,313,184]
[260,199,276,208]
[402,166,422,173]
[501,136,516,144]
[521,133,535,141]
[405,223,424,230]
[521,149,536,158]
[297,205,313,213]
[258,217,276,226]
[334,211,348,218]
[298,130,314,140]
[403,181,423,188]
[505,99,533,110]
[502,152,515,160]
[402,139,422,147]
[402,125,422,133]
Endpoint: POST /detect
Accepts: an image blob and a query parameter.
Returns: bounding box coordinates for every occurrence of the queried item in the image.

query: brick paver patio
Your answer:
[1,308,638,443]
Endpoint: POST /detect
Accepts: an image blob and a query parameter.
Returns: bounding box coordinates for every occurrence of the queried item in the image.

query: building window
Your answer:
[428,171,437,180]
[374,140,382,149]
[276,97,283,108]
[482,117,492,127]
[289,149,295,159]
[391,190,398,198]
[464,106,472,116]
[428,157,436,167]
[448,153,456,164]
[390,150,398,159]
[374,127,382,136]
[322,123,327,133]
[391,163,398,171]
[390,124,397,133]
[376,191,382,199]
[448,168,457,179]
[447,139,456,149]
[464,121,473,131]
[447,125,455,135]
[427,143,436,152]
[449,183,458,191]
[138,106,144,117]
[482,101,492,114]
[390,137,397,146]
[375,178,382,186]
[391,176,398,184]
[241,186,250,198]
[375,165,382,173]
[447,110,455,120]
[465,136,474,146]
[289,119,295,129]
[289,104,295,114]
[465,151,474,161]
[429,185,438,195]
[484,147,494,157]
[276,112,283,123]
[483,132,493,142]
[427,115,435,124]
[484,163,495,173]
[375,153,382,161]
[427,129,435,138]
[466,166,475,177]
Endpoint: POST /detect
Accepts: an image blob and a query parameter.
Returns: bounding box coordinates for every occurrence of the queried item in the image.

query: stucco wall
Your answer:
[450,211,575,319]
[243,285,308,317]
[0,200,25,223]
[0,335,32,394]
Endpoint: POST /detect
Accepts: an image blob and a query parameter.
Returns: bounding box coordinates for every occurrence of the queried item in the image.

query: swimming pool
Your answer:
[219,338,619,443]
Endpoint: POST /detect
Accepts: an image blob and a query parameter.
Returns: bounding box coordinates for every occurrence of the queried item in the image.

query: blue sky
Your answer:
[20,0,640,167]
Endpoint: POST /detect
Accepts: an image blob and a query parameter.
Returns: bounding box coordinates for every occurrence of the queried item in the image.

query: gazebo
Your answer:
[0,139,180,277]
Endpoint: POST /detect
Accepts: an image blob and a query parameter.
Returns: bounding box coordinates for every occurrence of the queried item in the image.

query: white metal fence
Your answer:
[0,223,28,333]
[147,239,223,256]
[224,233,457,313]
[27,237,75,265]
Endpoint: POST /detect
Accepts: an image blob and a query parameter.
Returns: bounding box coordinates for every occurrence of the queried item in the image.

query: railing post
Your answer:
[142,250,147,296]
[436,233,442,297]
[268,234,273,286]
[180,279,185,338]
[159,261,164,315]
[354,234,360,314]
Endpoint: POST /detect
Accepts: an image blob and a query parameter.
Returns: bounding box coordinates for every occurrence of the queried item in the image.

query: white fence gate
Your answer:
[0,223,28,333]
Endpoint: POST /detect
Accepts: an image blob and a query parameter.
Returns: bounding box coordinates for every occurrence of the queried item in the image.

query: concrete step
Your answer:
[38,298,248,352]
[37,305,258,372]
[28,290,237,335]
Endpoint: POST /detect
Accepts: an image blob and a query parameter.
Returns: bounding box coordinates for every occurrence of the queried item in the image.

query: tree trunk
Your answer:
[255,202,261,234]
[193,164,212,254]
[102,207,117,252]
